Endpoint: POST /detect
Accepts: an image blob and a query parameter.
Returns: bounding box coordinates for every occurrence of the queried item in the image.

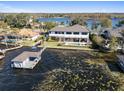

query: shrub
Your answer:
[57,43,62,46]
[34,35,44,42]
[90,34,104,49]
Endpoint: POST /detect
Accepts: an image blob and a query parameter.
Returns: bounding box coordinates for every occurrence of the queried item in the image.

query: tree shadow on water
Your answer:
[106,61,123,73]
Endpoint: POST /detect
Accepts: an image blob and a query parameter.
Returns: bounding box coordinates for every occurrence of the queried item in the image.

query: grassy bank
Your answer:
[43,41,94,51]
[21,40,35,46]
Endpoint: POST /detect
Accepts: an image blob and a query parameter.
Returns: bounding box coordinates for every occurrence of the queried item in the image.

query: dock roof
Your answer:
[12,51,40,62]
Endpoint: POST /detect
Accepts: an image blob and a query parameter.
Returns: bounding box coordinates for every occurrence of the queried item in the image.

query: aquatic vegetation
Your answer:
[35,49,120,91]
[38,67,119,91]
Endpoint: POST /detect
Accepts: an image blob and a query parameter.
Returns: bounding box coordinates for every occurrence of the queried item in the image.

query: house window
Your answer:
[82,32,88,35]
[62,32,64,34]
[81,38,87,42]
[66,32,72,34]
[73,32,79,35]
[49,31,51,34]
[55,32,58,34]
[55,32,63,34]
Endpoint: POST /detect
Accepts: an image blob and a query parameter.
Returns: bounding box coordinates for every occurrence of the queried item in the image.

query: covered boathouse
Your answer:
[11,47,46,69]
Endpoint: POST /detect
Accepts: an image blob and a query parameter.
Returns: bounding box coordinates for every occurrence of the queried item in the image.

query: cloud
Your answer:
[0,3,35,13]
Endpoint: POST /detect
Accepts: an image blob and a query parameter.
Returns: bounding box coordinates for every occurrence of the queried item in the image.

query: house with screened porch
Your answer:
[49,24,91,46]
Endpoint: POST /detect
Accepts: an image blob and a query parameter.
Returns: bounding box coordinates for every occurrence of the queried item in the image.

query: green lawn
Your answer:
[21,40,35,46]
[43,41,93,51]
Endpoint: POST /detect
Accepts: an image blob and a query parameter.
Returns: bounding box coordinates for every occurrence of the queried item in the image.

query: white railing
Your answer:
[49,34,89,38]
[65,42,87,44]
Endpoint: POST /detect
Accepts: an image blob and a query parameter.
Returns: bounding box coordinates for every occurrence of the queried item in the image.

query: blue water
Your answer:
[86,19,101,30]
[86,18,124,30]
[37,17,71,26]
[111,18,124,28]
[37,17,124,30]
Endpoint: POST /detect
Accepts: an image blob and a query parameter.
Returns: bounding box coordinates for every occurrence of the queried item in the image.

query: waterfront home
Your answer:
[49,24,90,46]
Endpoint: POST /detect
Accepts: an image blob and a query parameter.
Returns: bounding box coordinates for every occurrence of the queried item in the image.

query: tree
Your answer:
[91,22,99,30]
[90,34,104,49]
[121,30,124,53]
[121,30,124,37]
[43,22,56,31]
[109,36,118,50]
[4,14,28,29]
[0,21,8,29]
[118,20,124,27]
[71,17,86,26]
[100,18,112,28]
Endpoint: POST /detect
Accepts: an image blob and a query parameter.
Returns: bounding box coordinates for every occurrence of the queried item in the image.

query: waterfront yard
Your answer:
[44,41,93,51]
[21,40,35,46]
[20,39,93,51]
[0,46,123,91]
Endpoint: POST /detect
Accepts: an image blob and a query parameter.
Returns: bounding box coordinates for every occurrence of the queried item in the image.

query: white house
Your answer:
[49,24,90,46]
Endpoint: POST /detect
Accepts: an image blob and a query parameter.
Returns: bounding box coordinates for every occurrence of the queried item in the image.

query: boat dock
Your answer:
[11,47,46,69]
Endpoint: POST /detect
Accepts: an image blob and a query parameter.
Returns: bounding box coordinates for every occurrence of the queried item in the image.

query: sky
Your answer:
[0,1,124,13]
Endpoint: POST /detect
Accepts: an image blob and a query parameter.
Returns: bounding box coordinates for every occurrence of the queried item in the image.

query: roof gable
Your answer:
[50,24,89,32]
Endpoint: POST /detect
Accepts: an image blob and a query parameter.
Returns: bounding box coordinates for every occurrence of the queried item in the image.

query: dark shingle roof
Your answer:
[117,55,124,62]
[50,24,89,32]
[102,28,123,38]
[110,30,123,38]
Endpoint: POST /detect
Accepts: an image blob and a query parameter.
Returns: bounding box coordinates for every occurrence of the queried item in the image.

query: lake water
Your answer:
[37,17,71,26]
[0,46,120,90]
[86,18,124,30]
[111,18,124,28]
[37,17,124,30]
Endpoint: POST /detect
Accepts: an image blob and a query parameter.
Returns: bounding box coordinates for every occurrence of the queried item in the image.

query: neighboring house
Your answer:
[49,24,90,46]
[101,28,123,50]
[0,34,21,43]
[0,34,4,41]
[19,28,40,41]
[33,29,45,34]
